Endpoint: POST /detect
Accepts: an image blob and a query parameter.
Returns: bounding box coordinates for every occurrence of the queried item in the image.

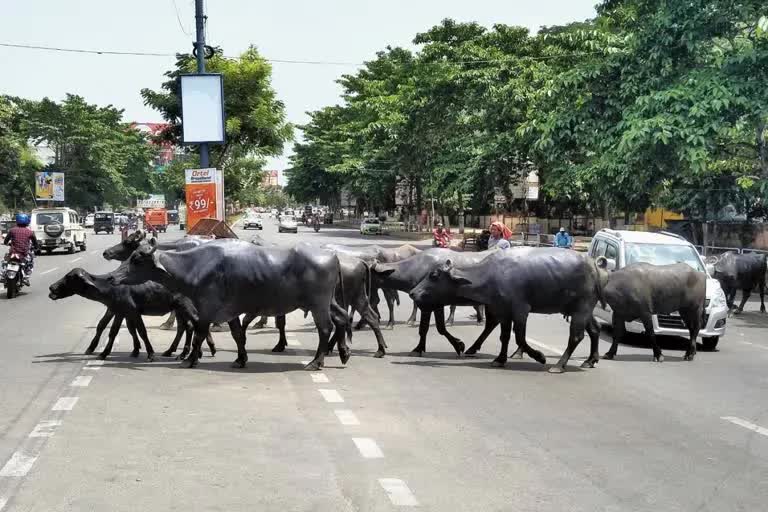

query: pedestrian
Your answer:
[555,227,573,249]
[432,222,451,248]
[488,221,513,250]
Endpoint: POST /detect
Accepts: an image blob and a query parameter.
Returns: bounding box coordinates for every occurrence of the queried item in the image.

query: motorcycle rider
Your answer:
[312,212,321,230]
[3,213,37,286]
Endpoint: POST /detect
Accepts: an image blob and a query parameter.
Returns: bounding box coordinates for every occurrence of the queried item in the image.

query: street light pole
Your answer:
[194,0,210,169]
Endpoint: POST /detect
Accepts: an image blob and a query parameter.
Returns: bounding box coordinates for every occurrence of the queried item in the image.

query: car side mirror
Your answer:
[605,258,617,271]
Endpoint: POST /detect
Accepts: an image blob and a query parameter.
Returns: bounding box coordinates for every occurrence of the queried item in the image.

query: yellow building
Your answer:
[642,208,684,229]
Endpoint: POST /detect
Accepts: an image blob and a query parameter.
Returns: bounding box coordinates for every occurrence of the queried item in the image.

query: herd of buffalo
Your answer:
[46,230,766,373]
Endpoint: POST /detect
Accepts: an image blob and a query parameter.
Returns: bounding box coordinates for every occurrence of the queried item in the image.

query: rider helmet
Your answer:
[15,213,30,226]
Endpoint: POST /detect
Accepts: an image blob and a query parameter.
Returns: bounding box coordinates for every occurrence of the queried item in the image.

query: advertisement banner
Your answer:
[35,171,65,201]
[184,168,218,230]
[136,194,166,209]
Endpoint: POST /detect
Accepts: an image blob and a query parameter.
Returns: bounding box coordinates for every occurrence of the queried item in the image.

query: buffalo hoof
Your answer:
[652,354,664,363]
[530,350,547,365]
[548,366,566,374]
[510,348,524,359]
[271,343,287,353]
[159,323,175,331]
[492,359,506,368]
[683,353,695,362]
[304,360,322,371]
[98,352,109,360]
[146,353,156,362]
[130,350,140,358]
[231,359,247,369]
[410,348,425,357]
[580,359,598,369]
[181,358,198,369]
[177,350,190,361]
[374,349,385,358]
[762,308,767,314]
[454,341,465,357]
[84,346,96,355]
[464,346,479,357]
[209,346,217,357]
[603,352,616,360]
[161,350,174,357]
[733,309,743,316]
[406,320,416,327]
[339,347,351,365]
[386,322,395,330]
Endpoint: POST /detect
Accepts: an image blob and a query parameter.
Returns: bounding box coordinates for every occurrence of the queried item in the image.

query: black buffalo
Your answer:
[600,261,706,362]
[111,239,351,370]
[408,248,605,373]
[49,267,215,360]
[711,251,766,314]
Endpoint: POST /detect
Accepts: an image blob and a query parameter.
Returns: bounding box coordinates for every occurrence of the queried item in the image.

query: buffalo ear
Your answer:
[449,270,472,286]
[148,237,158,250]
[372,263,395,277]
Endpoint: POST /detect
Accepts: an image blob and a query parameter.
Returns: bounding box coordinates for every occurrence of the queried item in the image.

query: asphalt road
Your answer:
[1,218,768,511]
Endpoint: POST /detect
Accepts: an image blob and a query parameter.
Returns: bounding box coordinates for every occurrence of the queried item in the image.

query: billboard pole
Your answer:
[194,0,210,169]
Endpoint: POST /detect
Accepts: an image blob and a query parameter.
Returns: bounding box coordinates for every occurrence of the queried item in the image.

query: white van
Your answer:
[589,229,728,350]
[31,207,87,254]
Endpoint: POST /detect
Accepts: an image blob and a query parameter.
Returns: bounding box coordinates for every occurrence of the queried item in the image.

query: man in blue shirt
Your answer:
[555,227,573,249]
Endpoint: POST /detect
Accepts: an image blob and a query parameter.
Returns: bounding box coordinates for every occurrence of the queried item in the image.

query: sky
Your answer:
[0,0,598,184]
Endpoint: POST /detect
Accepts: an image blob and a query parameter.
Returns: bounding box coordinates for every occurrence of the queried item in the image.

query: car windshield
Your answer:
[282,216,295,222]
[95,213,113,220]
[35,212,64,225]
[625,242,705,272]
[364,219,379,224]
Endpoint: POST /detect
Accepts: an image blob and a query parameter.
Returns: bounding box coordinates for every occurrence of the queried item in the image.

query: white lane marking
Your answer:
[29,420,62,438]
[721,416,768,437]
[90,250,100,255]
[379,478,419,507]
[318,389,344,403]
[300,360,311,365]
[69,257,82,263]
[51,397,78,411]
[70,376,93,387]
[0,496,7,511]
[741,341,768,351]
[286,339,302,347]
[352,437,384,459]
[86,360,104,366]
[528,337,561,357]
[334,409,360,426]
[311,373,329,383]
[40,268,58,275]
[0,452,38,477]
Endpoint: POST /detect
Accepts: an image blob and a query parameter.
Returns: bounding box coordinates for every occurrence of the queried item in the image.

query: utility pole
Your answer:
[194,0,210,169]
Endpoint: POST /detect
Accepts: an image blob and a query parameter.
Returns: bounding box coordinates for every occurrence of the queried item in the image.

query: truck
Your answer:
[144,208,168,233]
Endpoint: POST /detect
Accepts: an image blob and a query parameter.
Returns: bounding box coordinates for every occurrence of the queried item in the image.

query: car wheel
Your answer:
[45,249,53,255]
[80,238,87,252]
[701,337,719,351]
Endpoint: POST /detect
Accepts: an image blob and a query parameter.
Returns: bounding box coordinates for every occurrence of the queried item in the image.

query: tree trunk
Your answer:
[758,118,767,177]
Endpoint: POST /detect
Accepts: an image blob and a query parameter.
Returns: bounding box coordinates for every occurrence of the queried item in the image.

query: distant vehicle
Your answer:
[84,214,95,228]
[144,208,168,233]
[31,207,87,254]
[93,211,115,234]
[0,219,14,239]
[360,218,382,235]
[589,229,728,350]
[243,215,263,230]
[167,210,179,225]
[278,215,298,233]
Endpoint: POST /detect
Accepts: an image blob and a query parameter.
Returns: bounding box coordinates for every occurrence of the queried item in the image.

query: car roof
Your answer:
[596,229,691,246]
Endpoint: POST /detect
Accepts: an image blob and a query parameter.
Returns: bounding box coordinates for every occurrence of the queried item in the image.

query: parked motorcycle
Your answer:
[2,253,25,299]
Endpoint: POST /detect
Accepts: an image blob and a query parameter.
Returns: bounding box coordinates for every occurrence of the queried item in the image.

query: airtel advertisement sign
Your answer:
[184,168,219,230]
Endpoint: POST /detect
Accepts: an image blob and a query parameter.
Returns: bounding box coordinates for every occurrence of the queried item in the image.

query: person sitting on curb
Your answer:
[555,227,573,249]
[487,221,513,250]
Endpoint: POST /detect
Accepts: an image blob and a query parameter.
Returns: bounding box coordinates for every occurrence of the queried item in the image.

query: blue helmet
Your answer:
[15,213,30,226]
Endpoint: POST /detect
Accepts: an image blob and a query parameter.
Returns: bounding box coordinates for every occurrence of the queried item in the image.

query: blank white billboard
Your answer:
[180,74,225,144]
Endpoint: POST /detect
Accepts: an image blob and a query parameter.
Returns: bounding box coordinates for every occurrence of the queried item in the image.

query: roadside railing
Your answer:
[695,246,768,257]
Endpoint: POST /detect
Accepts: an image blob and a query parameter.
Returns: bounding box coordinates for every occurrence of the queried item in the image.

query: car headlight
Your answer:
[710,287,727,310]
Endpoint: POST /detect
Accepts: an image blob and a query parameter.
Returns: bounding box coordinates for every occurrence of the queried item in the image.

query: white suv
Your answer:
[31,207,87,255]
[589,229,728,350]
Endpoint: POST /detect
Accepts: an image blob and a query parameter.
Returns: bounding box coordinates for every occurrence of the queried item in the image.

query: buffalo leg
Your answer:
[163,319,187,357]
[465,310,500,356]
[383,288,397,328]
[682,307,701,361]
[205,333,216,357]
[434,307,465,356]
[446,305,456,326]
[133,317,156,362]
[736,287,752,314]
[603,315,625,360]
[330,299,352,364]
[242,313,257,330]
[476,305,485,324]
[182,323,211,368]
[580,317,601,368]
[361,302,387,358]
[305,310,334,371]
[760,279,767,313]
[159,311,176,330]
[255,316,268,328]
[492,318,512,367]
[550,311,589,373]
[98,314,124,360]
[86,308,114,355]
[406,302,418,326]
[511,315,546,365]
[272,315,288,352]
[411,307,432,356]
[125,318,142,358]
[227,317,248,368]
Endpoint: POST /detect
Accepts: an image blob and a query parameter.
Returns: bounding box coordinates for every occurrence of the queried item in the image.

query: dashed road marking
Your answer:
[741,341,768,351]
[722,416,768,437]
[334,409,360,426]
[69,257,82,263]
[311,373,329,383]
[352,437,384,459]
[379,478,419,507]
[28,420,62,438]
[84,360,103,370]
[40,268,58,275]
[51,397,78,411]
[0,452,37,477]
[528,337,561,357]
[0,496,7,510]
[70,376,93,387]
[318,389,344,403]
[286,339,302,347]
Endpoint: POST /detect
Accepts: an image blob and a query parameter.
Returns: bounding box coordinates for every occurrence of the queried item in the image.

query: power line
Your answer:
[171,0,193,38]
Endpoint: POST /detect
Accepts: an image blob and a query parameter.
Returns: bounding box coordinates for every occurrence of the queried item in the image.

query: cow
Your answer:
[324,243,420,328]
[371,248,497,356]
[710,251,766,314]
[48,267,215,361]
[599,261,706,362]
[408,248,606,373]
[110,239,351,370]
